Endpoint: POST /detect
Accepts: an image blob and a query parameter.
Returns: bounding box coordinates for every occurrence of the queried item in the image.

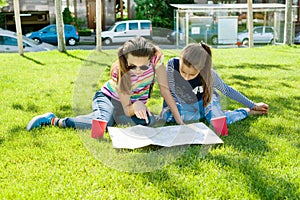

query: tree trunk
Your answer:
[284,0,293,45]
[247,0,254,48]
[95,0,102,52]
[13,0,23,55]
[55,0,66,52]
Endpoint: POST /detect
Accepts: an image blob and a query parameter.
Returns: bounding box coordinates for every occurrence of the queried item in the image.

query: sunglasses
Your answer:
[127,63,151,71]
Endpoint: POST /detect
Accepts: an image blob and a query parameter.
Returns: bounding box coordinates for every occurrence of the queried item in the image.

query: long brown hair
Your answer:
[180,43,213,108]
[117,37,156,93]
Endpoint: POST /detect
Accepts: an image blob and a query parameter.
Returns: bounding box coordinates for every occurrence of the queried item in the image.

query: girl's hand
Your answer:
[132,101,150,124]
[153,45,163,66]
[253,102,269,114]
[154,45,163,58]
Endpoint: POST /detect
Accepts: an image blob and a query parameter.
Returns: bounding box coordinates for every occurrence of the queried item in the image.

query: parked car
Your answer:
[237,26,276,46]
[101,20,152,45]
[26,24,80,46]
[166,23,218,45]
[294,32,300,44]
[0,29,55,53]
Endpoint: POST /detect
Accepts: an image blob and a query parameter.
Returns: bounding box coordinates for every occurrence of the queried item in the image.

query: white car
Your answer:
[237,26,276,46]
[101,20,152,45]
[0,29,55,53]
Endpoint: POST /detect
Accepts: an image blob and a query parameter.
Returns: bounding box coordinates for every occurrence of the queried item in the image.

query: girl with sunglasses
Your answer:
[27,37,184,132]
[160,43,268,125]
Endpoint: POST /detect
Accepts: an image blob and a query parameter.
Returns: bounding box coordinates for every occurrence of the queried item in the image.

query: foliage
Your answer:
[62,7,74,24]
[0,46,299,199]
[0,0,8,8]
[115,0,125,13]
[78,28,92,36]
[134,0,194,29]
[62,8,87,31]
[0,12,5,28]
[73,17,86,30]
[0,0,7,28]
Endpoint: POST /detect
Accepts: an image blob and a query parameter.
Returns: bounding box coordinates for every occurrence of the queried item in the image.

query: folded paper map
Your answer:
[108,122,223,149]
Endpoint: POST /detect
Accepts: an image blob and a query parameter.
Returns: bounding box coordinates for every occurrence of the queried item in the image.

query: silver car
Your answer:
[237,26,275,46]
[0,29,55,53]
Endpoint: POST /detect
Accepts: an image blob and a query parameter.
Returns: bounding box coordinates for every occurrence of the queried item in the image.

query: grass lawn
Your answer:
[0,45,299,199]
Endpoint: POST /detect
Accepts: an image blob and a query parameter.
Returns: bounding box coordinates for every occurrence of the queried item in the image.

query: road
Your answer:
[67,44,182,51]
[66,43,242,51]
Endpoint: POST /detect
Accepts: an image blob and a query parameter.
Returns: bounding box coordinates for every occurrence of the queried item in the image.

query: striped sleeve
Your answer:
[166,58,180,103]
[212,70,255,109]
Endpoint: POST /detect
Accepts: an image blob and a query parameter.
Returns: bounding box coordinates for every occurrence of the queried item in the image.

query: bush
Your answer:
[78,29,92,36]
[63,8,74,24]
[74,18,86,30]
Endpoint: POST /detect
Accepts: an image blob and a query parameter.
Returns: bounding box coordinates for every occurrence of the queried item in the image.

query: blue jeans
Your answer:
[61,91,156,129]
[161,94,248,125]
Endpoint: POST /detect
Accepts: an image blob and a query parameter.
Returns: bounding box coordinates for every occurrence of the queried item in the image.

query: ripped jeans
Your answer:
[161,94,248,125]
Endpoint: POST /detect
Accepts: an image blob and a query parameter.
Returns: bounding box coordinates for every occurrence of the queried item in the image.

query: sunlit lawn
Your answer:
[0,45,299,199]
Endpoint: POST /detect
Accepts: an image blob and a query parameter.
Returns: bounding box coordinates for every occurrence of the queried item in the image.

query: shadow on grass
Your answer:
[139,116,270,197]
[280,82,295,88]
[209,155,299,199]
[21,55,45,65]
[139,144,220,198]
[0,138,4,146]
[270,96,300,115]
[63,51,113,66]
[231,74,258,81]
[142,168,193,199]
[7,125,26,140]
[227,74,257,88]
[225,118,270,154]
[137,114,298,198]
[229,80,253,88]
[216,63,291,71]
[63,51,87,62]
[12,102,40,113]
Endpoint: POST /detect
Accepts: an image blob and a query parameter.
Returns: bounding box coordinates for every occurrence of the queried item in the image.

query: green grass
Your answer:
[0,45,299,199]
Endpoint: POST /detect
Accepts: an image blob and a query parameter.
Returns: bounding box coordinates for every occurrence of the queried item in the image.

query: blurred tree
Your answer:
[0,13,5,28]
[55,0,66,52]
[116,0,125,13]
[135,0,194,29]
[0,0,8,7]
[0,0,7,28]
[13,0,23,55]
[63,7,75,24]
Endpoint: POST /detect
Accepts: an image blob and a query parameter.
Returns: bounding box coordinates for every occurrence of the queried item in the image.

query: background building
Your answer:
[0,0,135,33]
[0,0,299,34]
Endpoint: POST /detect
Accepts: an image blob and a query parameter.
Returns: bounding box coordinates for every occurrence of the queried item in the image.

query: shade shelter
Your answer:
[170,3,298,46]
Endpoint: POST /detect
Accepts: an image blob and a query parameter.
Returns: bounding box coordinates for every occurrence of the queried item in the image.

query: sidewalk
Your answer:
[79,35,95,44]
